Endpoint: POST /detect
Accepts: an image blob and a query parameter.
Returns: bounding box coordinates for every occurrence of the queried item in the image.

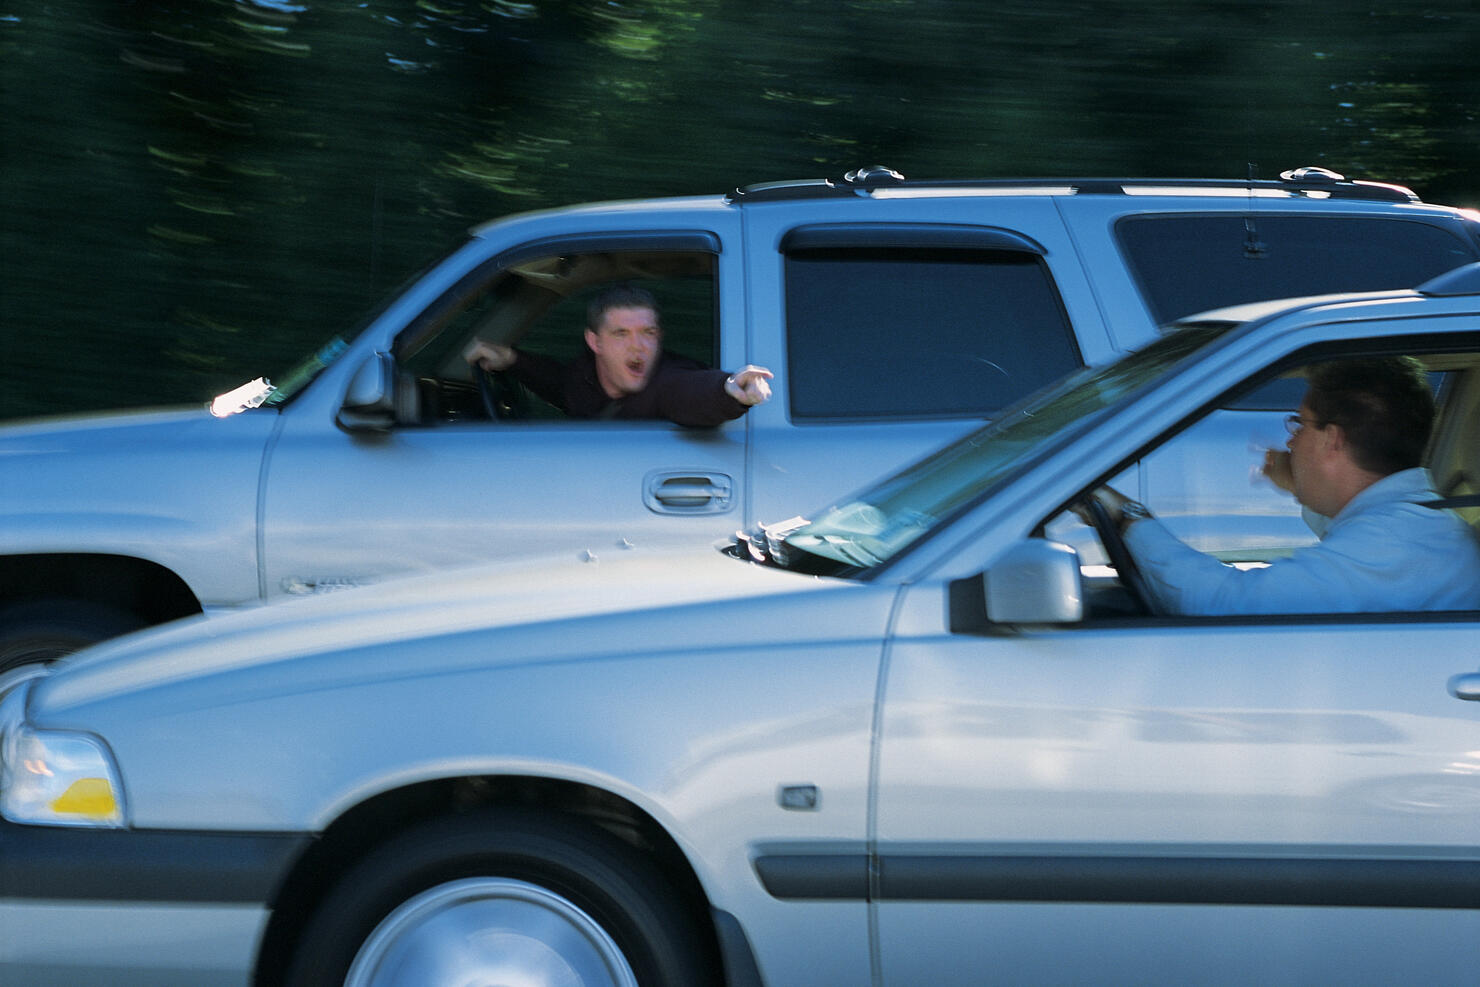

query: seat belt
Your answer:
[1421,494,1480,510]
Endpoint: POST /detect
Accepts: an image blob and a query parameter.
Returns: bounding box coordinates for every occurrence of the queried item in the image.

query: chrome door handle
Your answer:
[656,482,721,506]
[644,471,733,514]
[1447,673,1480,701]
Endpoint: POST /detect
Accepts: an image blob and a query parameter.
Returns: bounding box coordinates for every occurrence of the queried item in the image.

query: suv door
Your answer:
[259,224,748,598]
[740,197,1110,528]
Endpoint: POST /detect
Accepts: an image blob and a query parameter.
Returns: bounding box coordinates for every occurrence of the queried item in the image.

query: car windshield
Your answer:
[762,323,1234,575]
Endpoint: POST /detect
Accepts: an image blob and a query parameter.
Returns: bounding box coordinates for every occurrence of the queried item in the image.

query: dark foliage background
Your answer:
[4,0,1478,420]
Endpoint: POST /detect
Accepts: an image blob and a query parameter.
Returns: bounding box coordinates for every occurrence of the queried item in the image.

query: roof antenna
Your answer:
[1243,161,1267,260]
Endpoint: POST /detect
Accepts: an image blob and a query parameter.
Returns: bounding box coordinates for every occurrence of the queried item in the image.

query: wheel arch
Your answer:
[254,774,755,986]
[0,553,203,627]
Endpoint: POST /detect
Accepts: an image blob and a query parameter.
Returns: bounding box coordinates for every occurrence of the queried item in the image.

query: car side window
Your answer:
[1118,216,1480,324]
[521,273,715,370]
[393,247,717,423]
[783,246,1082,420]
[1053,344,1480,620]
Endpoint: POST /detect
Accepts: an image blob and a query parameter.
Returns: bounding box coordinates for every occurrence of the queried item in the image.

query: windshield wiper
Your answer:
[726,516,866,577]
[728,515,809,566]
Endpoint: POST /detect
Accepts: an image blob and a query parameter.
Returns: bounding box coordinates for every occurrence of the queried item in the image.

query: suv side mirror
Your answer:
[950,539,1084,633]
[337,353,417,432]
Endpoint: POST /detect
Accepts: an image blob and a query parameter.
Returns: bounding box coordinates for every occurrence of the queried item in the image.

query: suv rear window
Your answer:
[1118,215,1480,324]
[784,248,1081,420]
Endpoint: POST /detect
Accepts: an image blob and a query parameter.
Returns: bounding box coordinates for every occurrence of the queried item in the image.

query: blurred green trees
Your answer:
[3,0,1478,419]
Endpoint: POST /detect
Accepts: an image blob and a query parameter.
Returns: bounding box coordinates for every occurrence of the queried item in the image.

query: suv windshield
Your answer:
[769,323,1234,574]
[261,336,351,407]
[221,243,471,414]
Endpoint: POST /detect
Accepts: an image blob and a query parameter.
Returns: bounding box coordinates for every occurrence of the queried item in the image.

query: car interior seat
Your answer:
[1426,363,1480,530]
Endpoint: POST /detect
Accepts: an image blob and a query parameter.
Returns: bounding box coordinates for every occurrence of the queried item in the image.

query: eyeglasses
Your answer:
[1283,414,1325,435]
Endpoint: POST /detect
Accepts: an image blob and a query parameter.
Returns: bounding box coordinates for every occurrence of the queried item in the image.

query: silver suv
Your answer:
[4,277,1480,984]
[3,165,1479,665]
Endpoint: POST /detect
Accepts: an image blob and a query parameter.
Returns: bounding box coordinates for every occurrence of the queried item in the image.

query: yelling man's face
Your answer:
[586,305,661,399]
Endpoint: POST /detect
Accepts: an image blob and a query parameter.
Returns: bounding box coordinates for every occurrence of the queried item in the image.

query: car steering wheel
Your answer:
[1080,495,1160,616]
[476,367,529,421]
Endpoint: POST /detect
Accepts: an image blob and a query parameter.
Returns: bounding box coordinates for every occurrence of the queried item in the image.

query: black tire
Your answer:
[283,809,716,987]
[0,599,146,672]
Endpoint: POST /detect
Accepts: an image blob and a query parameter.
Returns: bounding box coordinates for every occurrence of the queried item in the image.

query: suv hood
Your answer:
[32,543,848,715]
[0,404,275,491]
[0,404,219,446]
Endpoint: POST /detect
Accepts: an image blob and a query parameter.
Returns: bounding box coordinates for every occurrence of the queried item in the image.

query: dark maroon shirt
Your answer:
[509,349,749,426]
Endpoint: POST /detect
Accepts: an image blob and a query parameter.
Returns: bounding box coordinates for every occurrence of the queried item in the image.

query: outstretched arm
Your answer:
[650,361,776,426]
[724,365,774,407]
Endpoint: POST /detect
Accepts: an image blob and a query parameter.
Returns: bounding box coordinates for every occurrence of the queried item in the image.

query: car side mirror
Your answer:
[337,352,417,432]
[949,539,1084,633]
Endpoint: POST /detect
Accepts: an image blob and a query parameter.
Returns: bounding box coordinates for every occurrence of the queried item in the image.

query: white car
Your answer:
[3,272,1480,985]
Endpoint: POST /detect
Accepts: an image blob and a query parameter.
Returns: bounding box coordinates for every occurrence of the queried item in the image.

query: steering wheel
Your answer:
[1079,494,1160,616]
[476,367,529,421]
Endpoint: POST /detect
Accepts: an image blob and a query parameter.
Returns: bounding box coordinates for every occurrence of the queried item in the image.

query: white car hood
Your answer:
[33,543,845,715]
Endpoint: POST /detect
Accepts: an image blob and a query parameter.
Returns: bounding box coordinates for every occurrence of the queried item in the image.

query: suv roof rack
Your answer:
[728,165,1421,204]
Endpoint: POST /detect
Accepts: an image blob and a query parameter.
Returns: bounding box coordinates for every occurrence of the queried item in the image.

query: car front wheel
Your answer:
[283,808,715,987]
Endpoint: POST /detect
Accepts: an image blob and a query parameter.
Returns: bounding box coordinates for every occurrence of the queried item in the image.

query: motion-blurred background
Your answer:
[4,0,1478,421]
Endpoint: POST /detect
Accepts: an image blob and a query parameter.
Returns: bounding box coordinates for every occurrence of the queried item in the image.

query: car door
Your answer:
[872,597,1480,984]
[865,317,1480,983]
[259,222,750,599]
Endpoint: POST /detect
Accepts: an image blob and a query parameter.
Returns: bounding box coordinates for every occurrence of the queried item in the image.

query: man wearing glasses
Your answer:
[1083,356,1480,615]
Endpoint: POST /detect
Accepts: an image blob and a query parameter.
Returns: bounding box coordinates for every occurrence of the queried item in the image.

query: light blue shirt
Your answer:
[1125,468,1480,615]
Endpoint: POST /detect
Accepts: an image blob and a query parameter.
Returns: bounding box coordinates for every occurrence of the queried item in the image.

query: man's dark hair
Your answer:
[1305,356,1434,476]
[586,283,659,331]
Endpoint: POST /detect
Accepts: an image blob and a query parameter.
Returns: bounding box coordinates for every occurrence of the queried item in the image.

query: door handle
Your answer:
[644,471,733,514]
[1447,673,1480,701]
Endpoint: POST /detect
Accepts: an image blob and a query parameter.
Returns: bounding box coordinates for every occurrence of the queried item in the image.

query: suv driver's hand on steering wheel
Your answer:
[464,339,516,373]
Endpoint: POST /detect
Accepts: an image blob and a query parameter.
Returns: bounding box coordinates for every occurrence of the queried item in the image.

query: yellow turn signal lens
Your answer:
[50,778,120,820]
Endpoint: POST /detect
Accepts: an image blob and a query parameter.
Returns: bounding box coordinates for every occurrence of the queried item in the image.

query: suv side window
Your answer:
[783,241,1082,420]
[1118,215,1480,324]
[513,272,715,369]
[393,244,717,422]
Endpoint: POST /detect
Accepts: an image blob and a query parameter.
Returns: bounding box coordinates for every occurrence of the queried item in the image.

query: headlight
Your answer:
[0,678,127,828]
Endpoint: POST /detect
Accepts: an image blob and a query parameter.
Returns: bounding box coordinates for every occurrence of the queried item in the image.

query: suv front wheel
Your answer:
[0,599,146,672]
